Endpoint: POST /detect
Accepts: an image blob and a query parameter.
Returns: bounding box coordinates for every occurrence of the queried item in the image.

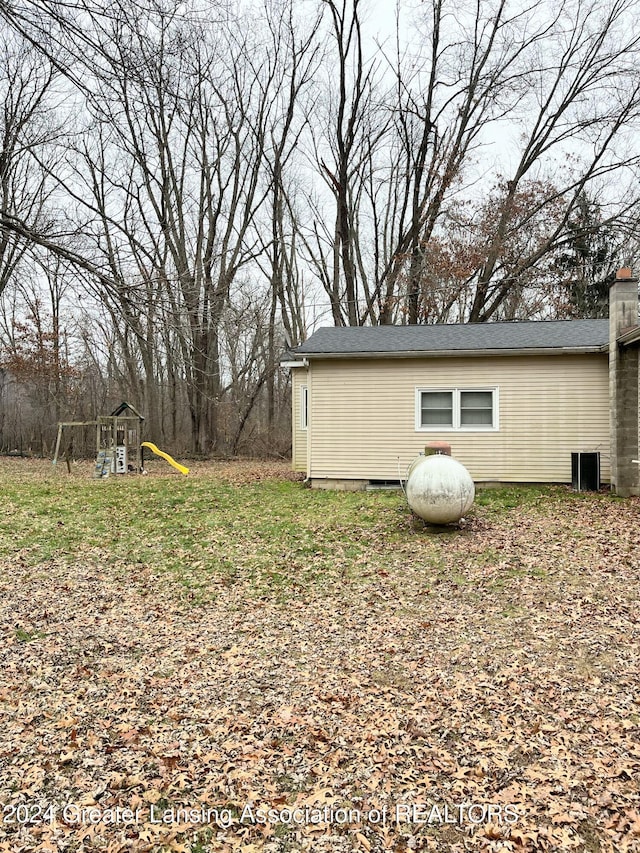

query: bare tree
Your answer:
[298,0,640,326]
[2,0,639,465]
[295,0,391,326]
[252,0,321,434]
[466,0,640,320]
[0,30,61,297]
[0,0,320,453]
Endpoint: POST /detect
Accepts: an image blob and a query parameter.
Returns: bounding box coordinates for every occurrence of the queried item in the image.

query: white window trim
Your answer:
[415,387,499,432]
[300,385,308,430]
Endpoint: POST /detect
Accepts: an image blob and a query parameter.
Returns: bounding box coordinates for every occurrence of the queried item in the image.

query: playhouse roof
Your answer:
[110,402,145,420]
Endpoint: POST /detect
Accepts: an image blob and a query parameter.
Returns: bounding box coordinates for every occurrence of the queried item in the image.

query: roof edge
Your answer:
[280,358,308,368]
[617,325,640,346]
[291,346,607,360]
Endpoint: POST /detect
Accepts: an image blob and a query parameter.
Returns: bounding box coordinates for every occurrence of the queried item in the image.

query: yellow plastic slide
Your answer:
[141,442,190,475]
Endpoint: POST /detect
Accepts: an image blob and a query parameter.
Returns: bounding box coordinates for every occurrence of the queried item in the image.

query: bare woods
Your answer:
[0,0,639,457]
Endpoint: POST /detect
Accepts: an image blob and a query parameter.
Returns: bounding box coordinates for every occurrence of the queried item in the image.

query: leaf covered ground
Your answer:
[0,459,639,853]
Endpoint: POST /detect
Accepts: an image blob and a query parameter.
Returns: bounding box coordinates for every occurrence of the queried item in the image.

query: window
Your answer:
[420,390,454,427]
[416,388,498,431]
[460,390,494,427]
[300,385,308,430]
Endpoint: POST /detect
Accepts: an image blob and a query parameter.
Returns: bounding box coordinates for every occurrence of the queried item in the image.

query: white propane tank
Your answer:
[406,453,475,524]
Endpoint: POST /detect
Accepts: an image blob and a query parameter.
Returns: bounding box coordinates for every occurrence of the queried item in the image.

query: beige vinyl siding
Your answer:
[308,354,610,483]
[291,367,309,473]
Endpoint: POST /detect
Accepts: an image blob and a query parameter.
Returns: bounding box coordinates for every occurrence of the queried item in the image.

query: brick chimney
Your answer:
[609,267,639,496]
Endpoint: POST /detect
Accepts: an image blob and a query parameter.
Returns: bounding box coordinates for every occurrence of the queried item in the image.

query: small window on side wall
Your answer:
[460,390,494,426]
[416,388,498,431]
[420,390,454,427]
[300,385,308,430]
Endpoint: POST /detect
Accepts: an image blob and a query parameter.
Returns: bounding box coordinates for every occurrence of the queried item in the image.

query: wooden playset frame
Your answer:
[53,402,145,477]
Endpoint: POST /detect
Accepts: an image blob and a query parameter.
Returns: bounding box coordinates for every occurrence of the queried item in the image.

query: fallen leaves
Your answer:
[0,462,639,851]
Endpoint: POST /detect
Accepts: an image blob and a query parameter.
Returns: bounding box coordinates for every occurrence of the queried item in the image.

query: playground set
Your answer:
[52,402,189,477]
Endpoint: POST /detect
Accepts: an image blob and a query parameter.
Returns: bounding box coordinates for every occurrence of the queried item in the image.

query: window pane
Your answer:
[421,391,453,427]
[460,391,492,408]
[422,408,454,426]
[460,391,493,427]
[424,391,453,408]
[461,409,493,425]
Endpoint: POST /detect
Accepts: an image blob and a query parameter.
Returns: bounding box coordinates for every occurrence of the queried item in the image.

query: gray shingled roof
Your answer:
[292,319,609,357]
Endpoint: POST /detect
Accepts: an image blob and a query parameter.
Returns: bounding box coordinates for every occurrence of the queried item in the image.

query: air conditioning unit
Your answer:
[571,452,600,491]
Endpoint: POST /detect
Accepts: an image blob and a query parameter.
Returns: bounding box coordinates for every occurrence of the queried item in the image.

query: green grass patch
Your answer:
[14,627,46,642]
[0,467,404,598]
[0,463,616,601]
[474,484,564,511]
[474,483,619,513]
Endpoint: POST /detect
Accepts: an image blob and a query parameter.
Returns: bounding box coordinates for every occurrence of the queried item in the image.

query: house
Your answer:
[284,269,640,496]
